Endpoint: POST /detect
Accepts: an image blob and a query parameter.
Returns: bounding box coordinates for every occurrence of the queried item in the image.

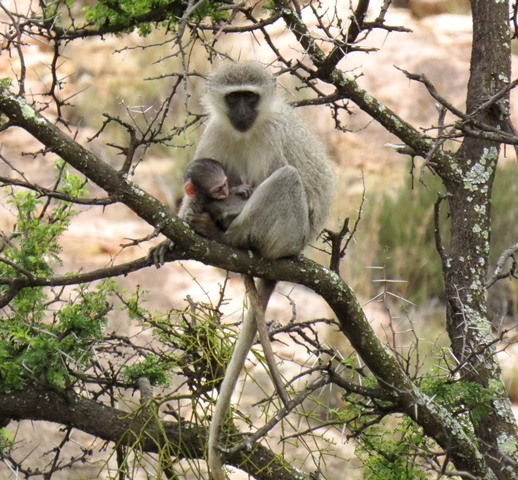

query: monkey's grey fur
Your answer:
[204,191,247,230]
[183,158,251,230]
[184,61,333,259]
[182,61,333,480]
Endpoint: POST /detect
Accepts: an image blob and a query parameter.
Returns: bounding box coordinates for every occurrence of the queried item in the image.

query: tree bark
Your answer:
[0,386,305,480]
[439,1,518,477]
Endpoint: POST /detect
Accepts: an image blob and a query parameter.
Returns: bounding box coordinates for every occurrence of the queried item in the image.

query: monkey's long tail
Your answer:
[245,277,290,407]
[207,278,275,480]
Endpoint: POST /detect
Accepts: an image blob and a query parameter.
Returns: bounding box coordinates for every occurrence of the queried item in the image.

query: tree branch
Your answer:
[0,385,304,480]
[0,257,152,308]
[487,241,518,288]
[0,175,114,205]
[271,0,453,176]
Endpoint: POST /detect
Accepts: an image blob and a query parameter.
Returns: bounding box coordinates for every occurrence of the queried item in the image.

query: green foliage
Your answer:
[338,364,493,478]
[145,302,235,391]
[333,379,431,478]
[1,161,86,279]
[419,374,493,430]
[84,0,230,35]
[0,428,13,455]
[124,286,151,321]
[119,283,236,392]
[0,279,116,393]
[0,156,236,401]
[0,163,111,392]
[6,192,63,276]
[123,355,171,386]
[328,368,430,478]
[358,420,428,480]
[368,163,518,303]
[0,156,238,479]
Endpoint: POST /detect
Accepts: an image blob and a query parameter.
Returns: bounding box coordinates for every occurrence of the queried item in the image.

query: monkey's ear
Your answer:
[184,181,197,198]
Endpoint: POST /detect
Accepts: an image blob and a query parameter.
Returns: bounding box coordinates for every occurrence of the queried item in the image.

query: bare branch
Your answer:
[322,173,366,275]
[433,192,452,269]
[0,174,114,205]
[398,67,518,146]
[487,242,518,288]
[0,385,305,480]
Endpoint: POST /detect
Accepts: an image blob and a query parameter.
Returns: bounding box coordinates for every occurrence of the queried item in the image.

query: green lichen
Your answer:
[21,103,36,120]
[463,147,497,193]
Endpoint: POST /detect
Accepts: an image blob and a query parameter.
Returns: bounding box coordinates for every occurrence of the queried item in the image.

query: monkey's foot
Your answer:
[147,239,174,268]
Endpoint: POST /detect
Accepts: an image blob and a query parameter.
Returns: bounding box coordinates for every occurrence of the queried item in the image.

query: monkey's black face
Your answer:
[225,91,260,132]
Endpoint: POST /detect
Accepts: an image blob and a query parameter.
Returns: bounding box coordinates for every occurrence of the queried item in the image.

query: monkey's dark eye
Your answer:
[225,91,260,107]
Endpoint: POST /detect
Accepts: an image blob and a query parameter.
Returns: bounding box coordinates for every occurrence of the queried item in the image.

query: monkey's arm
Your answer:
[187,212,229,244]
[229,184,253,199]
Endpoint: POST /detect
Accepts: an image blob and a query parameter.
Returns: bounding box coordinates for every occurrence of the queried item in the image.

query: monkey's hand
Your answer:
[187,212,227,243]
[147,239,174,268]
[230,184,253,199]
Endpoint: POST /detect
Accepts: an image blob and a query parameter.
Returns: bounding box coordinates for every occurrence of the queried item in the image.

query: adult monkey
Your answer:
[156,61,333,479]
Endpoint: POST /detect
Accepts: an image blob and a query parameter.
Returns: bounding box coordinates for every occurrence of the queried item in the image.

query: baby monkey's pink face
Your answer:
[209,175,229,200]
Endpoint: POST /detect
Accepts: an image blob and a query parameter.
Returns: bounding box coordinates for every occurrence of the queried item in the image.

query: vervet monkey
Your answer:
[182,157,251,230]
[151,61,333,479]
[183,61,333,480]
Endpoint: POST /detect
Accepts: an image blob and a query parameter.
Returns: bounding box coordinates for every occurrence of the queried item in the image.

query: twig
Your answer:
[225,373,330,455]
[323,218,350,274]
[398,67,518,147]
[323,173,366,274]
[433,193,451,269]
[486,242,518,288]
[420,103,447,180]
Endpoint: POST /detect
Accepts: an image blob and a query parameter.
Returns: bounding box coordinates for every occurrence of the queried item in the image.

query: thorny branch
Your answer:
[399,68,518,146]
[226,374,331,456]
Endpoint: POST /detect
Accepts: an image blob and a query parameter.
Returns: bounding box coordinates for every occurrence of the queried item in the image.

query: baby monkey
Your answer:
[182,157,251,232]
